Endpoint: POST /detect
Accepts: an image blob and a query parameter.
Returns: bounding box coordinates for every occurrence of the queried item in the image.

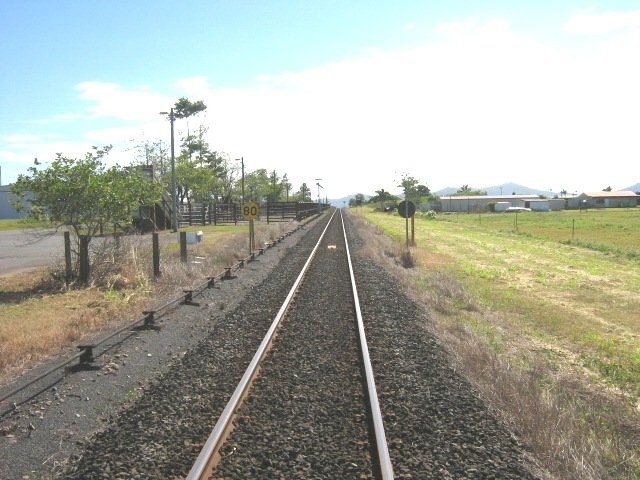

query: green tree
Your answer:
[298,183,311,202]
[281,174,292,201]
[243,169,272,202]
[370,188,396,209]
[173,97,207,119]
[172,127,231,205]
[399,174,420,200]
[269,170,281,202]
[11,146,160,245]
[214,155,239,203]
[416,184,431,197]
[131,139,168,178]
[453,185,486,196]
[162,98,207,226]
[398,174,433,207]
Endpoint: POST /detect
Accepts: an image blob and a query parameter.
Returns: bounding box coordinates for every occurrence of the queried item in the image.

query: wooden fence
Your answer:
[178,201,328,227]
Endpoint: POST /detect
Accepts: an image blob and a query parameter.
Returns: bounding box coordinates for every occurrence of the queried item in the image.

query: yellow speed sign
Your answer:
[242,201,259,220]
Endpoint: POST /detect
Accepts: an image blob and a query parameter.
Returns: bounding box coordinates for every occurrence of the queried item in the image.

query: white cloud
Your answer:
[174,76,212,98]
[76,81,173,122]
[436,19,477,35]
[206,17,640,196]
[2,134,47,144]
[565,9,640,35]
[3,17,640,196]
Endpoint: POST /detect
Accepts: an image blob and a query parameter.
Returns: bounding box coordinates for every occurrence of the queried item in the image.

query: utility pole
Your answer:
[237,157,245,204]
[169,108,177,232]
[159,108,178,232]
[315,178,323,213]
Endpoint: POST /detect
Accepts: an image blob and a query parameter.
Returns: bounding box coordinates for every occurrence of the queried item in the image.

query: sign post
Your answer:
[243,201,259,253]
[397,200,416,249]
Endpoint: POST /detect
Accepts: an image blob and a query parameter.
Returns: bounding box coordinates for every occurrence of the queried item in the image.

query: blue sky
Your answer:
[1,1,640,198]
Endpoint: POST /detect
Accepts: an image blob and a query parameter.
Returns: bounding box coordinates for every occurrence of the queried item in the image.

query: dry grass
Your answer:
[0,221,298,384]
[0,268,138,379]
[347,210,640,480]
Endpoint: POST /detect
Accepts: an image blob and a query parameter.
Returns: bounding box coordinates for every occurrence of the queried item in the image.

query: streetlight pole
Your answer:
[169,108,177,232]
[160,108,178,232]
[236,157,244,204]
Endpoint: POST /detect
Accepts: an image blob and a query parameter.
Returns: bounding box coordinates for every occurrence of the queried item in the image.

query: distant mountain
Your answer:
[483,183,557,196]
[436,183,557,197]
[623,183,640,193]
[329,194,371,207]
[434,187,458,196]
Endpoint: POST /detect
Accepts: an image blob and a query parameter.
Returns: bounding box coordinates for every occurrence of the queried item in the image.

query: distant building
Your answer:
[431,191,639,213]
[434,195,539,213]
[525,199,551,211]
[569,191,639,209]
[0,185,30,219]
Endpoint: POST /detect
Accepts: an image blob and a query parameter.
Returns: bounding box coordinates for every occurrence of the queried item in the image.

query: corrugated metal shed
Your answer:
[438,195,538,212]
[577,191,639,208]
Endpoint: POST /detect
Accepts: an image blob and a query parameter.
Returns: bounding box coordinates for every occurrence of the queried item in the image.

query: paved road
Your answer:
[0,230,180,277]
[0,229,66,276]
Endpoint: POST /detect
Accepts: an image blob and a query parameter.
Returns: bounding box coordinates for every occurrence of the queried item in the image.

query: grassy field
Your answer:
[355,206,640,479]
[438,208,640,258]
[374,207,640,396]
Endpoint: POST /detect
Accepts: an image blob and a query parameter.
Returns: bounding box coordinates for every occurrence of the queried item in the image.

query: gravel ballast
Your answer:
[211,210,374,478]
[1,211,541,479]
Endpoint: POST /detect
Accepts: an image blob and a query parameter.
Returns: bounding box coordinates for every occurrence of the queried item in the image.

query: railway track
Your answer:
[188,209,392,479]
[61,208,539,479]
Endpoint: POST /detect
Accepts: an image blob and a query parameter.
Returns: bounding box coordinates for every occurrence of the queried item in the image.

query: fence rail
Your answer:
[177,201,328,227]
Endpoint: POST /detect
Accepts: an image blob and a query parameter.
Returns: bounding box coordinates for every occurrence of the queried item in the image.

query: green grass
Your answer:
[433,208,640,259]
[0,218,53,231]
[364,207,640,398]
[357,206,640,478]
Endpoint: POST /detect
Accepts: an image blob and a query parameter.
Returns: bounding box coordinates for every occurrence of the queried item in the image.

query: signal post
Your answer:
[243,201,259,253]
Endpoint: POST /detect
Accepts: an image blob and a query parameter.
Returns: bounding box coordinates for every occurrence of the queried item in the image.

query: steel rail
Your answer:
[186,209,338,480]
[340,208,395,479]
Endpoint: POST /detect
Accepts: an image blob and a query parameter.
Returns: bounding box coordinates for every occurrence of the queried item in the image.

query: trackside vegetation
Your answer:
[0,221,295,383]
[354,206,639,480]
[11,146,160,243]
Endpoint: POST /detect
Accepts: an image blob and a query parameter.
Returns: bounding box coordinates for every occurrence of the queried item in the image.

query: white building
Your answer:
[571,191,639,209]
[434,195,539,213]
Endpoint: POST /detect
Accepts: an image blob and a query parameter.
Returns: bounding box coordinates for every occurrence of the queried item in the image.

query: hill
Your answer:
[436,183,556,197]
[329,194,371,207]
